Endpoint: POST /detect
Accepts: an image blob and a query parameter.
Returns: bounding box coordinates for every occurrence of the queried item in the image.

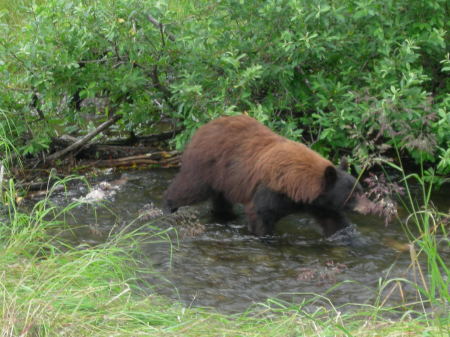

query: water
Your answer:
[40,169,449,313]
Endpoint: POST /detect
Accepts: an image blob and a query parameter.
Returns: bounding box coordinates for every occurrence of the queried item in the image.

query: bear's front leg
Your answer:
[308,207,350,236]
[244,202,275,236]
[245,185,295,236]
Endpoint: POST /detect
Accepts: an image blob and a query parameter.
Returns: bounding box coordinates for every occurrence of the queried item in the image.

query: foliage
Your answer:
[0,0,448,173]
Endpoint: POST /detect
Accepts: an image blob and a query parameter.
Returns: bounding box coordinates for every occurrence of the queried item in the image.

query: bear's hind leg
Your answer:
[211,192,236,221]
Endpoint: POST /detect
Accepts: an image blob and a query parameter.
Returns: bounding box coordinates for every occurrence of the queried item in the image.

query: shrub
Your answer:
[0,0,448,173]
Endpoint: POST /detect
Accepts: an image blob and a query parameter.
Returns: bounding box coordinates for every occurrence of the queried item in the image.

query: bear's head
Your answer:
[314,160,376,215]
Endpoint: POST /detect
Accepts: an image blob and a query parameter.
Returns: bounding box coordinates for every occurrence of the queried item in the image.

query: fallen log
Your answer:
[50,129,182,160]
[46,115,122,162]
[85,150,181,168]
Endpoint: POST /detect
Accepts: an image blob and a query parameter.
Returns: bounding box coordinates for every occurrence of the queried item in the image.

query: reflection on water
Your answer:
[43,169,450,313]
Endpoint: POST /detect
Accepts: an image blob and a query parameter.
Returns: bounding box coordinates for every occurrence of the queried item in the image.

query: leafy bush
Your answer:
[1,0,176,152]
[0,0,448,173]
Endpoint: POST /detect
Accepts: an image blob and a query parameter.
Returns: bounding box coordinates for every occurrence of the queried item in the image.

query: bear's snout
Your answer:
[352,194,377,215]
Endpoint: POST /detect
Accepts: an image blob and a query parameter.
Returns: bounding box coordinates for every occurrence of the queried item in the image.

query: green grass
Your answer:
[384,155,450,306]
[0,170,449,336]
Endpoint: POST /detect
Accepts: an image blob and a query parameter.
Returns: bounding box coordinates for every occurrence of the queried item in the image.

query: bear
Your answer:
[164,114,375,236]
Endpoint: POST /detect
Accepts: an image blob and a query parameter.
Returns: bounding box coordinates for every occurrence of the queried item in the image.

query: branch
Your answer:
[46,115,122,162]
[294,66,313,92]
[145,15,176,110]
[151,65,173,100]
[108,151,179,163]
[87,151,180,168]
[147,14,175,42]
[130,61,175,110]
[31,92,46,120]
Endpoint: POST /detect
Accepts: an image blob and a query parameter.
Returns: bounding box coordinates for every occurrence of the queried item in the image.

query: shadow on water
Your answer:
[40,169,450,313]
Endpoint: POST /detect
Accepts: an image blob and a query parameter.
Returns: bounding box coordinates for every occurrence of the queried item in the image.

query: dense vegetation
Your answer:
[0,0,449,175]
[0,0,449,336]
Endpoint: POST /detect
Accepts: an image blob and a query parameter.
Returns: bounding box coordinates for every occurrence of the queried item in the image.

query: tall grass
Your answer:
[382,157,449,323]
[0,175,178,336]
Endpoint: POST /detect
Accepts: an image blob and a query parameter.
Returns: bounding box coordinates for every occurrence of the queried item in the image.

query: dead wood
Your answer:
[74,144,157,160]
[102,128,182,146]
[134,128,182,144]
[50,128,181,160]
[46,115,122,162]
[86,150,180,168]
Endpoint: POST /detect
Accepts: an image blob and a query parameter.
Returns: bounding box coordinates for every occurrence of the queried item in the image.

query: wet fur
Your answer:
[165,115,367,236]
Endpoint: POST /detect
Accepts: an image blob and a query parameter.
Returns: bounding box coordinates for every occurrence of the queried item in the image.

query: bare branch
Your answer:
[147,14,175,42]
[46,115,122,162]
[87,151,180,168]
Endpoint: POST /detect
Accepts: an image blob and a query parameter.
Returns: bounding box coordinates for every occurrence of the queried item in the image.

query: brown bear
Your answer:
[164,115,375,236]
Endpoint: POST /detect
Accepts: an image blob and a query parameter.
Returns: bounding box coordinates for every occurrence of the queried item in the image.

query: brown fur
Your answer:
[165,115,332,208]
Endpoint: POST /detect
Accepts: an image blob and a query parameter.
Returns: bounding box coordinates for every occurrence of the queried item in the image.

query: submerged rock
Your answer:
[325,223,371,247]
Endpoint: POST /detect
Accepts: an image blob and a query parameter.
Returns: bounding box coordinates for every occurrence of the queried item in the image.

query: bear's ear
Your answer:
[324,165,337,189]
[339,157,348,171]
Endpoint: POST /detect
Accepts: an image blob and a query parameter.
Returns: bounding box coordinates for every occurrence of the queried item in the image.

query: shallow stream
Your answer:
[41,169,449,313]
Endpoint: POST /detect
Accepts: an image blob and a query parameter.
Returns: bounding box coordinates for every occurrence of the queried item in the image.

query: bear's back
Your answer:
[181,115,332,204]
